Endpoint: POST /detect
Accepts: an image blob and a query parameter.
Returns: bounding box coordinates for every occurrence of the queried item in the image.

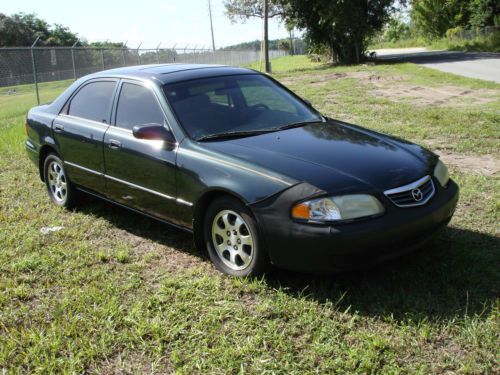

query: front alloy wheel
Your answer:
[204,196,269,277]
[212,210,254,271]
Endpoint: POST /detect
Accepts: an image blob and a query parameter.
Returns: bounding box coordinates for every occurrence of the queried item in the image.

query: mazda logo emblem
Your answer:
[411,188,423,202]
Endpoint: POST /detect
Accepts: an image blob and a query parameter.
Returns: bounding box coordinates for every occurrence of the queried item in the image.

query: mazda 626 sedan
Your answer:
[25,64,459,276]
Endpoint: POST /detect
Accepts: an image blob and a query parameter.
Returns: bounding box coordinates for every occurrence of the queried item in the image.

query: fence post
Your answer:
[156,43,161,64]
[100,48,105,70]
[137,42,142,65]
[172,44,177,63]
[122,40,127,66]
[30,37,41,105]
[71,41,78,80]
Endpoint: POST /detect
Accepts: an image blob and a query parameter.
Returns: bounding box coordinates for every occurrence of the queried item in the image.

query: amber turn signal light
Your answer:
[291,203,310,219]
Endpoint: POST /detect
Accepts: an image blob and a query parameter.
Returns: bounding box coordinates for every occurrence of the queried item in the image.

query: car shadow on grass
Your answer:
[265,227,499,321]
[76,197,202,259]
[76,198,498,321]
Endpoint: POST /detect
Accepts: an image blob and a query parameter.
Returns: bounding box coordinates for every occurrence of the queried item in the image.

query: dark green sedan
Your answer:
[25,64,459,276]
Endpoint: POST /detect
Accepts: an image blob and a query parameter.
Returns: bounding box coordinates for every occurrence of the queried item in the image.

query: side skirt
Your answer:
[76,187,194,234]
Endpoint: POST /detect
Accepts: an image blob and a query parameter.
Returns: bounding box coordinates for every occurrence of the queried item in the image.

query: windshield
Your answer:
[163,74,322,140]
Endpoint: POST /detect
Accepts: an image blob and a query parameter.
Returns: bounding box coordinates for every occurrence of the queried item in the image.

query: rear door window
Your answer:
[115,82,165,130]
[68,81,116,123]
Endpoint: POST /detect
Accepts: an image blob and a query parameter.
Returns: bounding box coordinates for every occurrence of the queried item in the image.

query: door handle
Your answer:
[108,139,122,149]
[53,124,64,133]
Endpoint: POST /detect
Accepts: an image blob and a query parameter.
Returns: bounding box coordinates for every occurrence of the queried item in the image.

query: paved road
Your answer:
[372,48,500,83]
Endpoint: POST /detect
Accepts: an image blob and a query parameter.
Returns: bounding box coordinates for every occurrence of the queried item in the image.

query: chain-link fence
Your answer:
[446,25,500,40]
[0,46,287,103]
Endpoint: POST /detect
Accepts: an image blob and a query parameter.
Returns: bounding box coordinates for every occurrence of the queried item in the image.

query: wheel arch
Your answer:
[192,188,251,252]
[38,145,59,182]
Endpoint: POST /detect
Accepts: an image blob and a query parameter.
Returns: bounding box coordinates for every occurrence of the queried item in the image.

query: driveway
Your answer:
[372,48,500,83]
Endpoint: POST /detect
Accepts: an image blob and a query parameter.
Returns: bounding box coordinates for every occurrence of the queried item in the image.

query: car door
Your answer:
[53,79,118,194]
[103,80,179,223]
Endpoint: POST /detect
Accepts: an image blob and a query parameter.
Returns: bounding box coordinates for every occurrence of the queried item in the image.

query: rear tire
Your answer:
[204,196,269,277]
[43,153,79,208]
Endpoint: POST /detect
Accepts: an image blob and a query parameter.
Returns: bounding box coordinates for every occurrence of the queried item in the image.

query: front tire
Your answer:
[204,196,269,277]
[43,153,78,208]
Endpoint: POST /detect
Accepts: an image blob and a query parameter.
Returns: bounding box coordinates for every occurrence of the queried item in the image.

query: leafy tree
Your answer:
[277,39,291,51]
[45,24,78,46]
[88,41,126,48]
[411,0,499,38]
[411,0,470,39]
[279,0,395,64]
[224,0,284,22]
[224,0,287,72]
[384,15,412,42]
[221,38,296,50]
[0,13,49,46]
[467,0,500,28]
[0,13,78,46]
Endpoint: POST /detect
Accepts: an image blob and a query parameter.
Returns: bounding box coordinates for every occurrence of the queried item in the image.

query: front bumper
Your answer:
[251,179,459,273]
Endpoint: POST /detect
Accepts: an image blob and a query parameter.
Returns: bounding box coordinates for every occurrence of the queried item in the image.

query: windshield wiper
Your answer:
[196,129,274,142]
[196,120,324,142]
[270,120,323,132]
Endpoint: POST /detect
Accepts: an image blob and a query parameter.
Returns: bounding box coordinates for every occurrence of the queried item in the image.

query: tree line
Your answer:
[224,0,499,63]
[0,13,126,48]
[2,1,498,64]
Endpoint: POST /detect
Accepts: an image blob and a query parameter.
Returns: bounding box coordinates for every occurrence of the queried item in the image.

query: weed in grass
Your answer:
[116,249,131,264]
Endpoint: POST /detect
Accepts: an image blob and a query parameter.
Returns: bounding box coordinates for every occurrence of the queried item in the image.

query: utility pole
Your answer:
[263,0,270,73]
[208,0,216,51]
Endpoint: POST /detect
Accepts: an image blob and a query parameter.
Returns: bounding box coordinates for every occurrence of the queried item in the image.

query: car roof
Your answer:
[94,64,258,85]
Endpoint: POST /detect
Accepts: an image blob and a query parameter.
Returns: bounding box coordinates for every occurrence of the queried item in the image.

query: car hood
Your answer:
[199,120,437,193]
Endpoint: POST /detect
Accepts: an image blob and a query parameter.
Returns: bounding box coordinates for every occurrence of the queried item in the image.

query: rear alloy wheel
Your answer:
[204,197,269,276]
[43,153,78,208]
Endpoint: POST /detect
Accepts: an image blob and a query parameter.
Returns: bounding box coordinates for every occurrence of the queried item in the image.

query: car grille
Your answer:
[384,175,435,208]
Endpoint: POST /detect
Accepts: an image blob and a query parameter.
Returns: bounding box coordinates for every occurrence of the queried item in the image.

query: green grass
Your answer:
[369,37,428,50]
[248,54,321,73]
[0,79,73,120]
[0,56,499,373]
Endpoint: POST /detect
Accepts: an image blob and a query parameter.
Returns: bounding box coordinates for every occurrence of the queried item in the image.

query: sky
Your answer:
[0,0,291,48]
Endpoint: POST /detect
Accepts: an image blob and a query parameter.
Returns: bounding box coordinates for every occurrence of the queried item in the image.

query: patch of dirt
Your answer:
[281,71,366,86]
[281,72,407,87]
[370,84,498,107]
[87,201,214,286]
[281,70,498,107]
[438,151,500,176]
[112,227,215,286]
[90,351,172,375]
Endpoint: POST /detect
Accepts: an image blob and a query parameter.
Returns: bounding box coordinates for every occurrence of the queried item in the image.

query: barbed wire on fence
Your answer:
[0,45,288,103]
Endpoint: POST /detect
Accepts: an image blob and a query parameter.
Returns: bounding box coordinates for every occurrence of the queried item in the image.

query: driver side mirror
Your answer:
[303,99,313,107]
[132,123,176,148]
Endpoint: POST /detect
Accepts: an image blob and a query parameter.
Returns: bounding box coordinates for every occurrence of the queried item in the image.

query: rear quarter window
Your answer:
[68,81,116,123]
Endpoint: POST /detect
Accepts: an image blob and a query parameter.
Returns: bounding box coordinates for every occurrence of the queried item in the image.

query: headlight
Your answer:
[433,159,449,187]
[291,194,384,223]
